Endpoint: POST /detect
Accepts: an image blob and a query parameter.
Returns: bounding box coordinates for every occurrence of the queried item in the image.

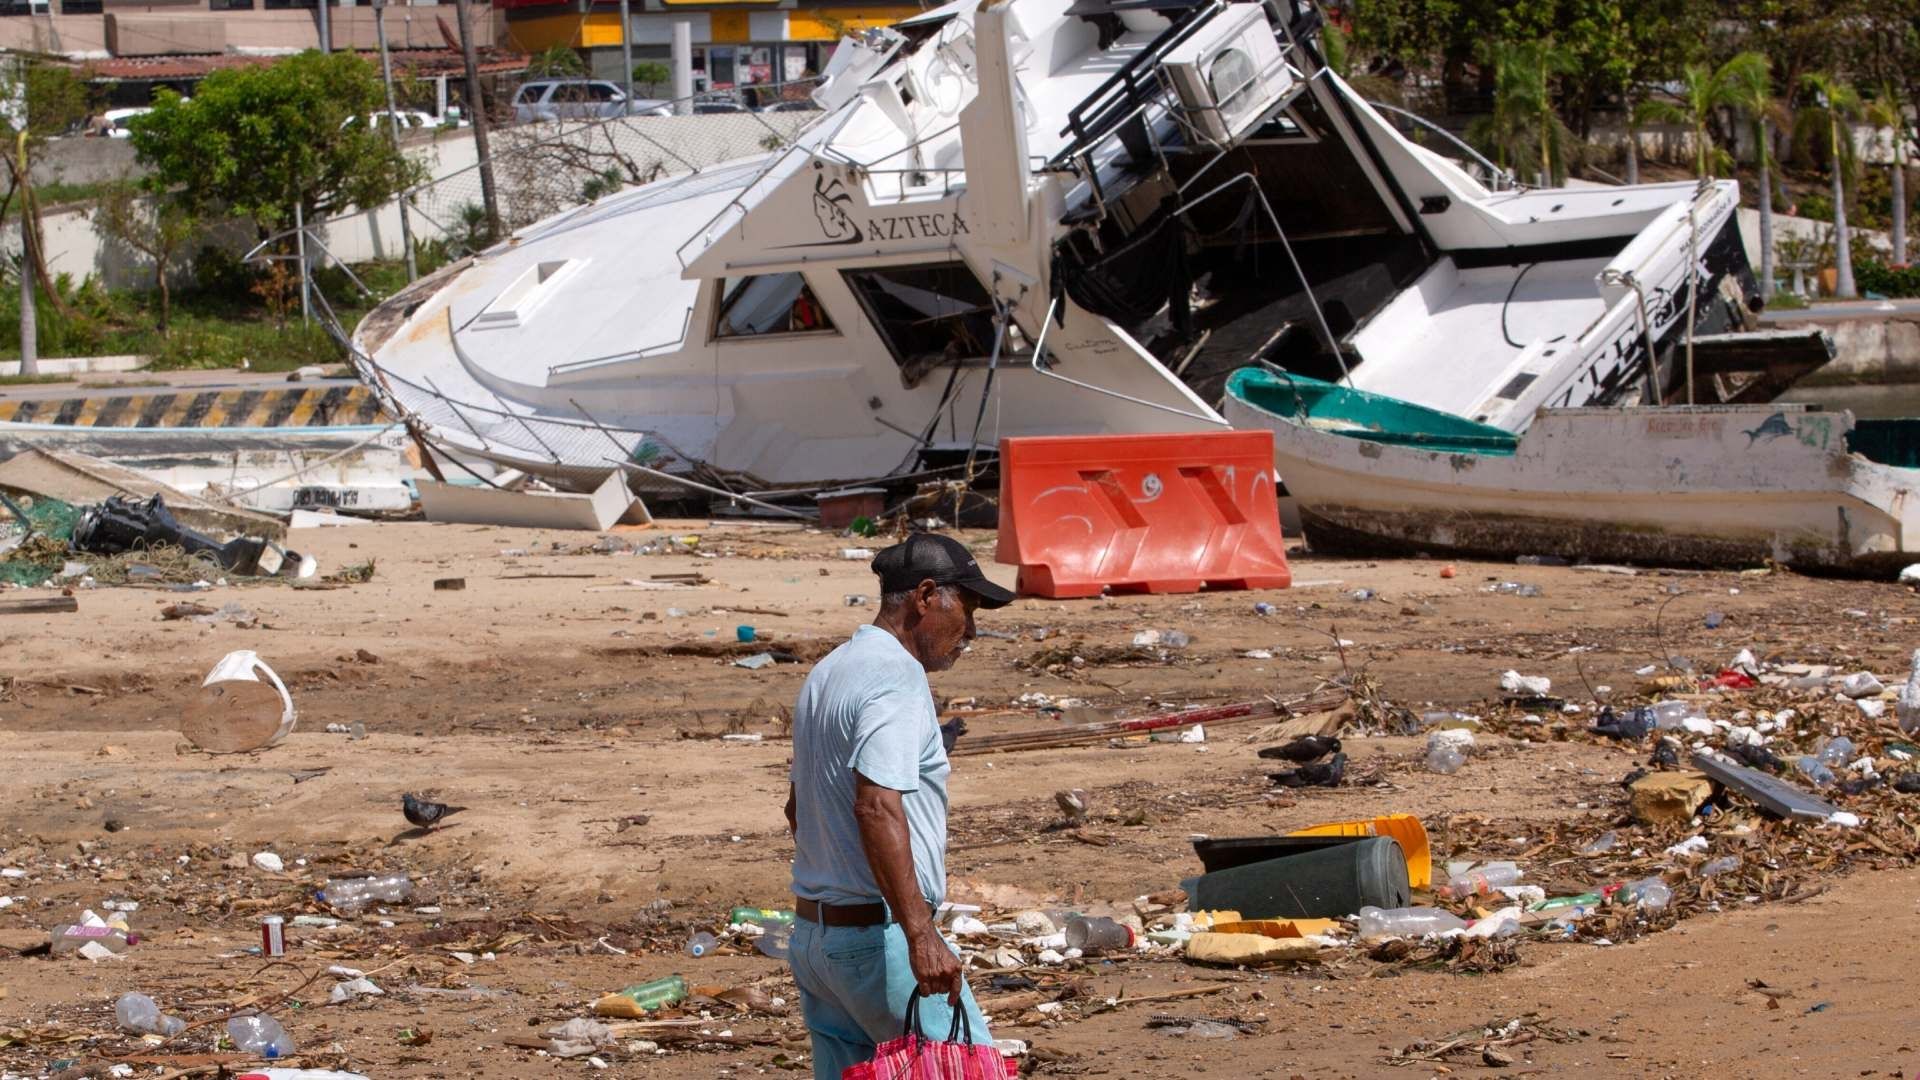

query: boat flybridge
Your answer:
[351,0,1829,498]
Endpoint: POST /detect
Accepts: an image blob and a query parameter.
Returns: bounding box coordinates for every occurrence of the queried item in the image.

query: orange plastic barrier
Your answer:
[995,431,1292,598]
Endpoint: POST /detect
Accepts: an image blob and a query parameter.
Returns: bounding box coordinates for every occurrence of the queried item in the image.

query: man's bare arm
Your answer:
[785,783,797,837]
[853,772,960,1002]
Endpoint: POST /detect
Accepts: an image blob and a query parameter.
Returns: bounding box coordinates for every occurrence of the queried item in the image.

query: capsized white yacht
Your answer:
[350,0,1828,499]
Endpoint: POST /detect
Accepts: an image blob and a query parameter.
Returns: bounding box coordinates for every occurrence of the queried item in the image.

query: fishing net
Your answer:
[0,497,80,587]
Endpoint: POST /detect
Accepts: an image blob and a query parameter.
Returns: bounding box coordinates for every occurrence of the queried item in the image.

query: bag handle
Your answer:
[902,991,972,1045]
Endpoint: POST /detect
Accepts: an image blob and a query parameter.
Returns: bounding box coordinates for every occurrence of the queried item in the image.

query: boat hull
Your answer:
[1225,397,1919,575]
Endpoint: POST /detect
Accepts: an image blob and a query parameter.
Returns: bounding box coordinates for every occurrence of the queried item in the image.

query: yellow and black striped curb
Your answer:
[0,385,387,428]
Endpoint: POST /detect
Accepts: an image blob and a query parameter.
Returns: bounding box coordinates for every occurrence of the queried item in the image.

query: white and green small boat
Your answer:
[1224,367,1920,575]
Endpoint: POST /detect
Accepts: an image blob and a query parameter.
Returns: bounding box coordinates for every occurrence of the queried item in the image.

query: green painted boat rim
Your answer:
[1226,367,1520,457]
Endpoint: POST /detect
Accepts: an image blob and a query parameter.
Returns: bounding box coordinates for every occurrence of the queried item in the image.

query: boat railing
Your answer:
[1362,100,1515,192]
[1049,0,1227,171]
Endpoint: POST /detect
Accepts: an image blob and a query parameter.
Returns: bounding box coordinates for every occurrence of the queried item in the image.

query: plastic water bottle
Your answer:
[116,992,186,1037]
[1439,863,1522,899]
[687,931,719,958]
[1355,906,1467,938]
[1426,745,1465,774]
[316,875,412,913]
[50,924,132,955]
[227,1014,295,1059]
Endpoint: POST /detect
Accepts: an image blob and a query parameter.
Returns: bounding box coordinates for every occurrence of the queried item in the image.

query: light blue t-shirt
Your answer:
[790,624,949,907]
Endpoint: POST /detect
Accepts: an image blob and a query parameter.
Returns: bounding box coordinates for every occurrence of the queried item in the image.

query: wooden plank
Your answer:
[0,596,77,614]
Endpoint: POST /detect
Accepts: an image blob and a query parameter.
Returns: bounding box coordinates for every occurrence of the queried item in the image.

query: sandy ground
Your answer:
[1,519,1917,1078]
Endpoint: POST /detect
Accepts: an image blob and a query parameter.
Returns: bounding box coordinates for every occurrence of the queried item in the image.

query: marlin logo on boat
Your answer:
[1743,412,1794,446]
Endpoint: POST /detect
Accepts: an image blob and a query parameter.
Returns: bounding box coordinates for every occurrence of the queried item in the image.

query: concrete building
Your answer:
[0,3,499,59]
[499,0,918,92]
[0,4,519,111]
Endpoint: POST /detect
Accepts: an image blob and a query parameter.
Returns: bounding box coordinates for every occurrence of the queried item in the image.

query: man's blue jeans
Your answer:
[787,917,993,1080]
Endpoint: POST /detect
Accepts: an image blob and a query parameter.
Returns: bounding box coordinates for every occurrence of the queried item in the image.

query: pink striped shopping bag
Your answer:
[842,996,1017,1080]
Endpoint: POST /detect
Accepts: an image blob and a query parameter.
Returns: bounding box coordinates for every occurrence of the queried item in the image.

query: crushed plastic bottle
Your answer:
[755,924,793,960]
[1425,744,1465,774]
[1651,700,1703,729]
[1252,602,1277,616]
[1816,736,1856,767]
[1795,755,1836,788]
[1355,906,1467,938]
[687,931,719,958]
[1622,877,1672,911]
[1489,582,1543,597]
[1700,855,1741,877]
[316,875,413,913]
[1578,830,1618,855]
[116,992,186,1037]
[227,1013,295,1059]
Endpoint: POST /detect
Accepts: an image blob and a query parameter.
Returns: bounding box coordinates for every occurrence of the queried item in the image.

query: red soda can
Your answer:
[260,915,286,956]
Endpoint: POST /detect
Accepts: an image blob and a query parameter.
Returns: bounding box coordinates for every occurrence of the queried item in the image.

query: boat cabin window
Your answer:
[713,273,835,338]
[841,262,999,385]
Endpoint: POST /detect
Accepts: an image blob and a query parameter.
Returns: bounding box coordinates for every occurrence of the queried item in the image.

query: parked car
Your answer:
[511,79,670,123]
[757,100,820,113]
[342,109,439,133]
[99,107,148,138]
[690,92,750,115]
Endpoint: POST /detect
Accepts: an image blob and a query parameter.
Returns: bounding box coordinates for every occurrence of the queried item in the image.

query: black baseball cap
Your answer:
[871,533,1014,609]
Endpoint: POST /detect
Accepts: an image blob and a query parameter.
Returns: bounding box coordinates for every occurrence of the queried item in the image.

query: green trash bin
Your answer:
[1190,835,1410,919]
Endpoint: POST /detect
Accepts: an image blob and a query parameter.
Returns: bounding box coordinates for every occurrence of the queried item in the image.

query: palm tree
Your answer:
[1468,39,1576,185]
[1635,58,1746,180]
[1720,52,1783,300]
[1797,73,1862,298]
[1864,84,1910,266]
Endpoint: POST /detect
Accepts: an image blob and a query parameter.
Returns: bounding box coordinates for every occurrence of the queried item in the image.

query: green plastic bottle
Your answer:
[729,906,795,928]
[608,974,688,1012]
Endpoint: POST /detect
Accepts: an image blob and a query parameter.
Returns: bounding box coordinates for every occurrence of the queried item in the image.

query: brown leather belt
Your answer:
[794,897,891,927]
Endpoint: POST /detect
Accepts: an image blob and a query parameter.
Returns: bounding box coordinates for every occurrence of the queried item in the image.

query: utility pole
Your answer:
[316,0,331,53]
[619,0,635,106]
[295,202,311,325]
[372,0,419,282]
[454,0,501,243]
[16,132,34,376]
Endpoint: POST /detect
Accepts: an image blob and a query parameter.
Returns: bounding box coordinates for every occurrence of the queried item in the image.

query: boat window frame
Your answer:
[838,260,1006,378]
[705,271,843,344]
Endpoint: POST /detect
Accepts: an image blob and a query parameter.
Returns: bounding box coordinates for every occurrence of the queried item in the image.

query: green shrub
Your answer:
[1853,258,1920,297]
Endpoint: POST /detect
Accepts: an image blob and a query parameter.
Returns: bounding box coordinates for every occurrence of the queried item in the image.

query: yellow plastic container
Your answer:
[1289,814,1431,889]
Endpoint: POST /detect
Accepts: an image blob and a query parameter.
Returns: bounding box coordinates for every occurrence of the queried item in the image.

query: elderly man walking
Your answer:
[784,533,1012,1079]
